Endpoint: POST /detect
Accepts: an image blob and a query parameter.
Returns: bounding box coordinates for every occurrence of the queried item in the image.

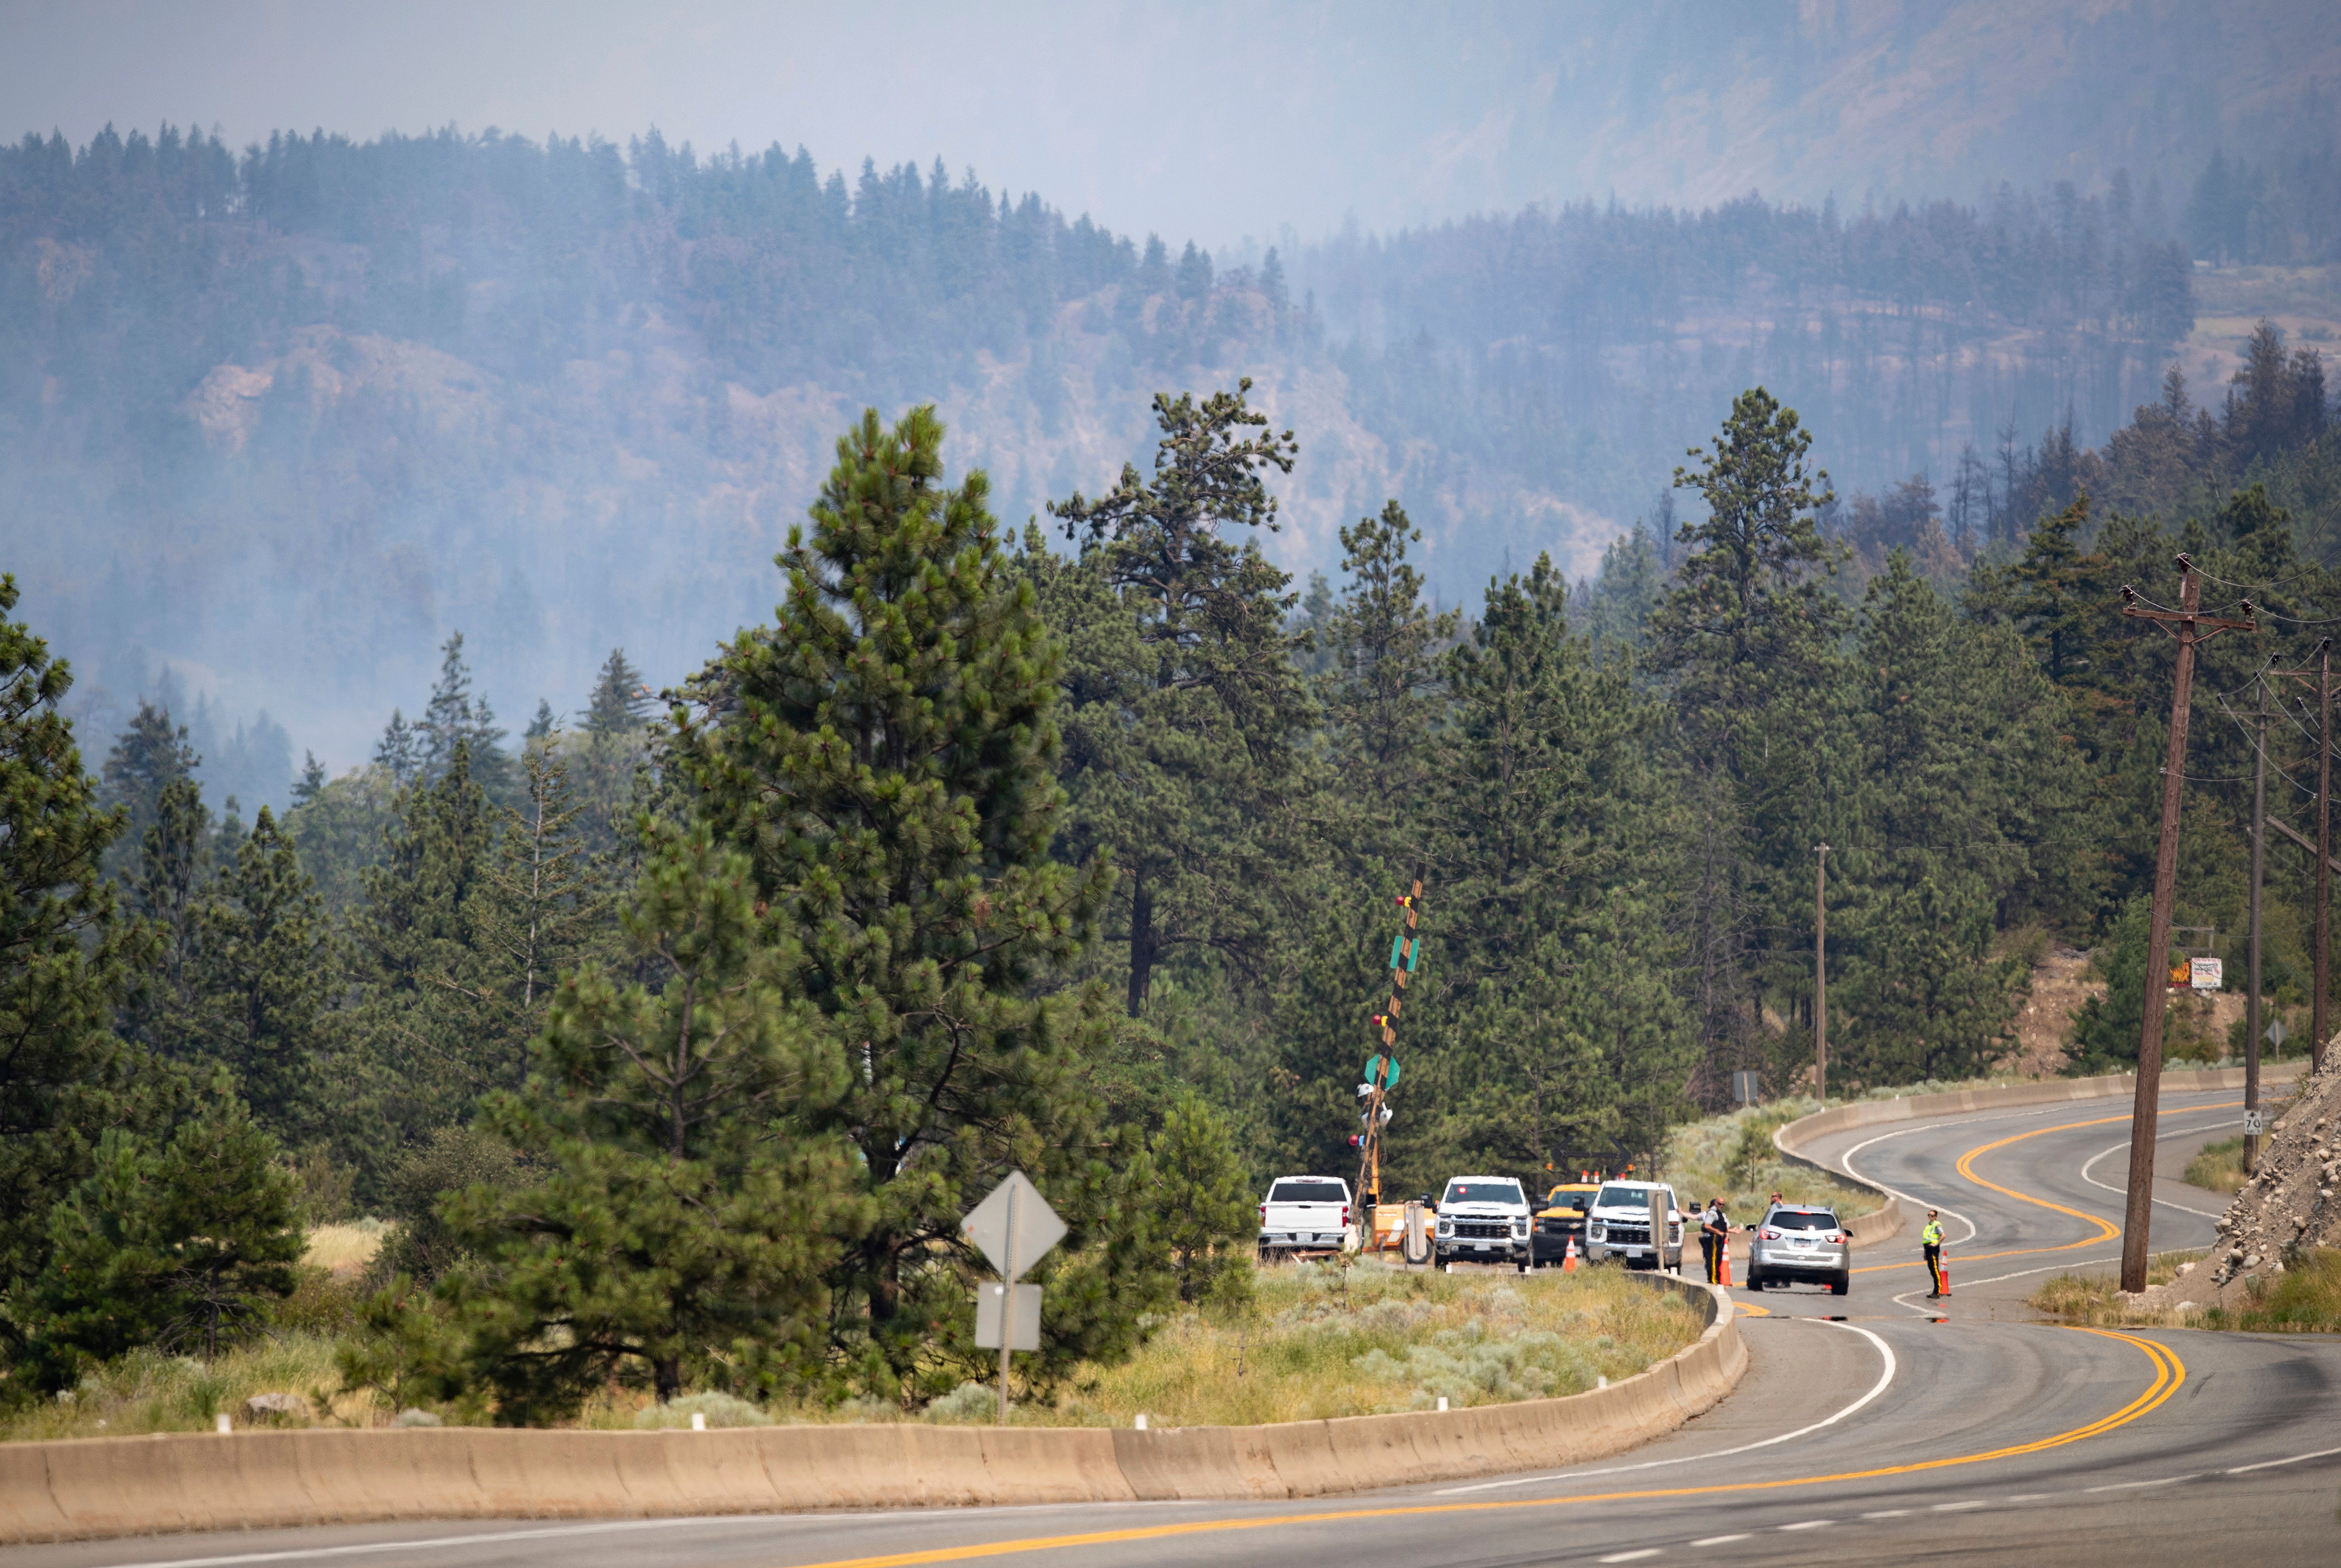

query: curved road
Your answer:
[12,1088,2338,1568]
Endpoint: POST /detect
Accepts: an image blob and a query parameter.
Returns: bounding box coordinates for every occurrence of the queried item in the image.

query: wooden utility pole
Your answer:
[2116,558,2255,1294]
[2246,668,2269,1176]
[1814,844,1829,1105]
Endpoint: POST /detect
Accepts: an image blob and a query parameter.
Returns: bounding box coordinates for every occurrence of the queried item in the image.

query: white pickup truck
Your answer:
[1584,1179,1684,1270]
[1257,1175,1353,1257]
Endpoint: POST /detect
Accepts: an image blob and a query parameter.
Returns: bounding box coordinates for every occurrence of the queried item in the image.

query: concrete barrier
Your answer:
[1772,1061,2309,1251]
[0,1274,1744,1544]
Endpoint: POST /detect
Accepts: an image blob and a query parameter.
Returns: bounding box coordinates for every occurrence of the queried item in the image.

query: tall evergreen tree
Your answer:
[1319,501,1459,855]
[675,405,1159,1398]
[116,775,211,1054]
[189,807,334,1139]
[438,823,865,1417]
[29,1078,302,1372]
[584,649,653,740]
[0,577,145,1344]
[1048,381,1314,1013]
[420,633,513,801]
[99,701,199,875]
[465,741,604,1092]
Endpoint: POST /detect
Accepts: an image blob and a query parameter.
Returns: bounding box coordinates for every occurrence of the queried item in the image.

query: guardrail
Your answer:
[0,1273,1745,1544]
[1772,1062,2309,1250]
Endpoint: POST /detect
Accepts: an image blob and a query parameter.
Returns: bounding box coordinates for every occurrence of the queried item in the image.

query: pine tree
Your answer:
[117,775,212,1054]
[420,632,513,801]
[1319,501,1460,852]
[675,405,1156,1398]
[584,648,652,740]
[465,740,604,1091]
[292,750,327,806]
[99,700,199,875]
[345,744,494,1168]
[189,807,334,1138]
[374,709,418,789]
[438,823,865,1418]
[1047,381,1315,1013]
[29,1078,303,1372]
[0,577,145,1333]
[1145,1093,1254,1308]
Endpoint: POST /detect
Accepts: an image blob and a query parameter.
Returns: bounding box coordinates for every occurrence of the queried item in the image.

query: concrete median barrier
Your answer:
[0,1274,1742,1543]
[1773,1062,2306,1250]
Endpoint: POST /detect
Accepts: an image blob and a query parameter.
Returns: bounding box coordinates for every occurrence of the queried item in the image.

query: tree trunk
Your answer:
[1127,870,1155,1018]
[653,1355,683,1403]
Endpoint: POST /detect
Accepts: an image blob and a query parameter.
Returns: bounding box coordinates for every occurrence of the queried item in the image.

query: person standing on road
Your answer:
[1922,1209,1947,1298]
[1700,1197,1727,1283]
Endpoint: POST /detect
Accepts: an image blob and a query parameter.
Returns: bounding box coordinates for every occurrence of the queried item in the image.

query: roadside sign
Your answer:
[2244,1110,2269,1137]
[1648,1190,1670,1275]
[2266,1018,2289,1049]
[961,1171,1066,1284]
[1730,1071,1760,1105]
[975,1283,1042,1351]
[962,1171,1067,1425]
[2190,957,2222,993]
[1365,1053,1401,1090]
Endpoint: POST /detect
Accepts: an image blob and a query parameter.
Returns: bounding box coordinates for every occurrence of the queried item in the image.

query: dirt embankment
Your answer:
[2159,1055,2341,1310]
[2004,946,2101,1076]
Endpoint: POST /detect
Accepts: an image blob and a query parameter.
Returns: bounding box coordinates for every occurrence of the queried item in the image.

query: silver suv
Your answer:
[1746,1203,1850,1294]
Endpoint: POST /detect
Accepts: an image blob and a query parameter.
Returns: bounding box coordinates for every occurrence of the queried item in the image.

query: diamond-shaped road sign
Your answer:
[961,1170,1066,1283]
[2266,1018,2290,1049]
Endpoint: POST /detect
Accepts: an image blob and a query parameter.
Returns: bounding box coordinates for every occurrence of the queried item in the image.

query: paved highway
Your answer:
[12,1088,2338,1568]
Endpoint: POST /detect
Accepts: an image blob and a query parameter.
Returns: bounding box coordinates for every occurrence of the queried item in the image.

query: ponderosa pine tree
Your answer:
[188,807,334,1140]
[99,701,199,878]
[29,1076,302,1372]
[0,577,146,1348]
[1318,500,1459,859]
[465,740,604,1091]
[1048,381,1314,1014]
[1424,555,1689,1171]
[1145,1093,1253,1308]
[116,775,210,1054]
[438,823,865,1417]
[674,405,1158,1399]
[574,648,655,855]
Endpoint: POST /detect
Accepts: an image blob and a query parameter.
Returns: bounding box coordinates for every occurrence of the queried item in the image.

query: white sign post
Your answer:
[961,1171,1067,1424]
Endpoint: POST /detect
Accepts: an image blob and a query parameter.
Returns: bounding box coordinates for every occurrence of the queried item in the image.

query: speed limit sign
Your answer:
[2244,1110,2269,1137]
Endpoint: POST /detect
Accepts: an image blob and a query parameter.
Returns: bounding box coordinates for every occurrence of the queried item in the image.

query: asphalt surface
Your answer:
[14,1088,2339,1568]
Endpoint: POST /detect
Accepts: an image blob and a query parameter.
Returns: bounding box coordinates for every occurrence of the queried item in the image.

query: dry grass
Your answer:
[0,1334,377,1442]
[2184,1137,2248,1196]
[1018,1260,1704,1427]
[5,1260,1706,1439]
[2035,1250,2341,1334]
[304,1220,390,1278]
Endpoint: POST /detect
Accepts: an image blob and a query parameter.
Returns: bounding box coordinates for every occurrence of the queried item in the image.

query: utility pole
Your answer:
[2246,667,2269,1176]
[2320,642,2333,1075]
[2116,558,2255,1294]
[1814,844,1829,1105]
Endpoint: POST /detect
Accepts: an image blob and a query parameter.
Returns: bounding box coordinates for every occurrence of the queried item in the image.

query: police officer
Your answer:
[1699,1197,1727,1283]
[1922,1209,1947,1298]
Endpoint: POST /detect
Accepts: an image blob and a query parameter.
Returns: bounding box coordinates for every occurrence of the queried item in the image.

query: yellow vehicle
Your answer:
[1531,1182,1602,1267]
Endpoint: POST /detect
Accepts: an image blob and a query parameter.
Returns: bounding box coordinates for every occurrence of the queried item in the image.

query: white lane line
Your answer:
[1778,1519,1834,1530]
[2005,1493,2053,1501]
[1597,1552,1662,1563]
[71,1519,800,1568]
[1840,1128,1979,1246]
[1432,1320,1896,1494]
[1861,1509,1911,1518]
[2085,1474,2197,1492]
[1884,1243,2215,1315]
[1691,1535,1751,1545]
[2079,1119,2241,1218]
[2228,1445,2341,1474]
[1931,1499,1990,1510]
[1830,1093,2244,1254]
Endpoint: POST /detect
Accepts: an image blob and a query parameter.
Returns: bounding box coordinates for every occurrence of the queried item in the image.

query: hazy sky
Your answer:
[9,3,2329,250]
[5,1,1562,251]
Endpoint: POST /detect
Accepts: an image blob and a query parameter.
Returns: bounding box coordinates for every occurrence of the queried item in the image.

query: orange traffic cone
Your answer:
[1719,1244,1733,1287]
[1940,1254,1950,1298]
[1562,1234,1580,1273]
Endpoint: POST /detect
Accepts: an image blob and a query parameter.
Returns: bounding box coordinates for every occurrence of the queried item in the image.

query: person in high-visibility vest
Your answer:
[1922,1209,1947,1298]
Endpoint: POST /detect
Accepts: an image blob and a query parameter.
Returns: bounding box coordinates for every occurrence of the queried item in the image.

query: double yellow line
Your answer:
[1854,1106,2232,1274]
[783,1326,2184,1567]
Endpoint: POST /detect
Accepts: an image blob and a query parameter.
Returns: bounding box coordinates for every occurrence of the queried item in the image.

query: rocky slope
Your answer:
[2162,1055,2341,1308]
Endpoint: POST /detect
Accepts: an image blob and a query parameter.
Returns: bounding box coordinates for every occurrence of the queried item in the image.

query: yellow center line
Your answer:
[1852,1103,2237,1274]
[779,1327,2184,1568]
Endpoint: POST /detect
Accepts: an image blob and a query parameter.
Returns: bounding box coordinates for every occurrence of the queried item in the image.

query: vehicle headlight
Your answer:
[1589,1224,1605,1241]
[1437,1219,1452,1235]
[1513,1219,1528,1236]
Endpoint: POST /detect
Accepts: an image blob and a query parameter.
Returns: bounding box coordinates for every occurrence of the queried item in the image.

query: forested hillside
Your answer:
[15,122,2337,793]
